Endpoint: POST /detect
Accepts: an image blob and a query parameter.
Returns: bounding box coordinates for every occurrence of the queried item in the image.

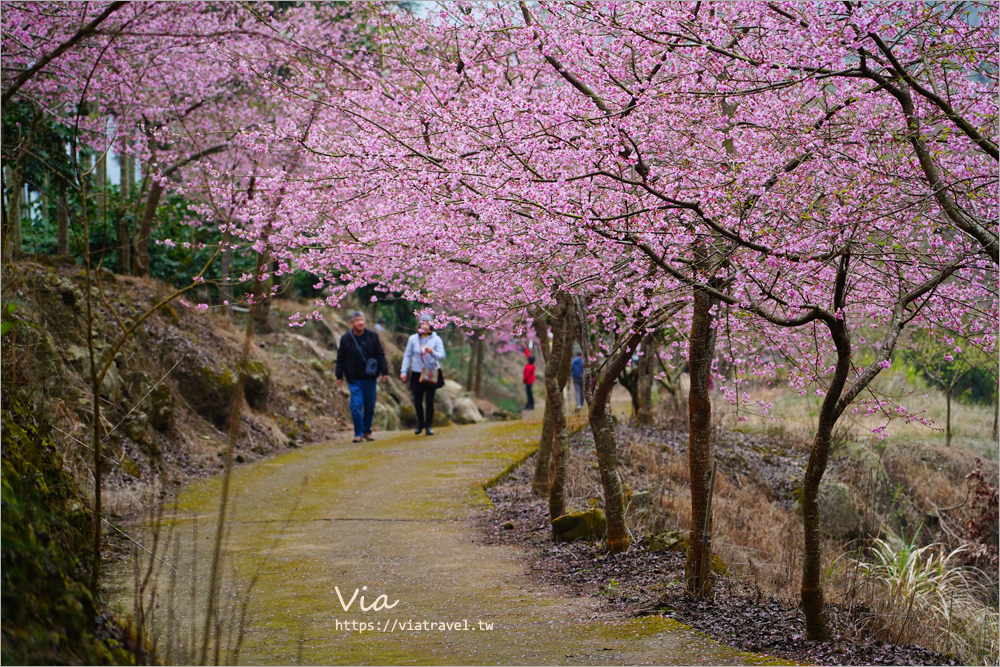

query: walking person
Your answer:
[523,355,536,410]
[401,315,446,435]
[335,311,389,443]
[571,351,584,410]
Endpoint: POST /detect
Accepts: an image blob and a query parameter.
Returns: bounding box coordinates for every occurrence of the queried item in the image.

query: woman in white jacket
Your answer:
[400,315,446,435]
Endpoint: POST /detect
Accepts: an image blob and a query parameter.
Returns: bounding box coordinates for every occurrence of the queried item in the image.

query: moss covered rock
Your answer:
[398,404,417,428]
[431,411,453,428]
[148,384,173,432]
[176,359,239,427]
[552,508,607,542]
[244,360,270,410]
[644,530,689,553]
[453,398,485,425]
[643,530,729,574]
[1,388,140,664]
[374,402,400,431]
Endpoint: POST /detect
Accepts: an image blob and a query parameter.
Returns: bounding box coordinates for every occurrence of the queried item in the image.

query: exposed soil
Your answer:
[479,425,957,666]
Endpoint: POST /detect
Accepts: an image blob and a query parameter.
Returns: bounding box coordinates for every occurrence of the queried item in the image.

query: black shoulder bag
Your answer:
[349,332,379,378]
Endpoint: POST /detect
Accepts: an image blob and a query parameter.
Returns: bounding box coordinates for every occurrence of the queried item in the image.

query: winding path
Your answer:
[119,420,781,665]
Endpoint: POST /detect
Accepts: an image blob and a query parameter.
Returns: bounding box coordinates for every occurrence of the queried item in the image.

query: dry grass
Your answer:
[716,371,997,461]
[562,404,998,664]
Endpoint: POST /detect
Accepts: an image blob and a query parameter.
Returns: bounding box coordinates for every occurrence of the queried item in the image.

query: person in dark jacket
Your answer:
[571,351,584,410]
[523,355,536,410]
[335,311,389,442]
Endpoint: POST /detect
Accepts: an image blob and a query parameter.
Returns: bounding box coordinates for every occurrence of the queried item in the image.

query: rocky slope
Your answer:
[2,260,501,521]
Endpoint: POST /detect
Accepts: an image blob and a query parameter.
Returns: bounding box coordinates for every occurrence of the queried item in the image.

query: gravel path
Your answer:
[109,420,783,665]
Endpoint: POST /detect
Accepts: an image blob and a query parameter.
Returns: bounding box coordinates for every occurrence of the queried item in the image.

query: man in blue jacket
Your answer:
[571,351,585,410]
[335,311,389,442]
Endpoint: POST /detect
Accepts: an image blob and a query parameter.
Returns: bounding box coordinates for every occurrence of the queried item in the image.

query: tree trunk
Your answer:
[474,335,484,397]
[134,180,162,277]
[466,333,476,391]
[56,189,70,256]
[219,242,233,314]
[546,295,572,520]
[618,368,640,416]
[253,252,272,333]
[945,389,952,447]
[96,148,107,223]
[800,319,852,640]
[4,165,24,261]
[117,153,131,274]
[41,173,51,227]
[532,309,556,495]
[575,296,644,553]
[636,333,657,425]
[685,287,720,598]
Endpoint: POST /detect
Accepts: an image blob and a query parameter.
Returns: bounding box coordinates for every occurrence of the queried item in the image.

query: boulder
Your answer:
[46,273,84,309]
[64,345,122,403]
[794,480,861,538]
[149,384,174,432]
[121,411,149,443]
[644,530,689,553]
[474,398,498,415]
[175,359,239,427]
[453,397,485,425]
[441,379,465,402]
[125,371,151,400]
[374,402,400,431]
[18,325,66,397]
[434,389,454,417]
[818,481,862,538]
[398,404,418,428]
[643,530,729,574]
[243,360,270,409]
[552,508,607,542]
[431,411,452,427]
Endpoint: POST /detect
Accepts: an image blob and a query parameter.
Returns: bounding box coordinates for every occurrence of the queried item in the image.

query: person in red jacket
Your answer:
[523,355,536,410]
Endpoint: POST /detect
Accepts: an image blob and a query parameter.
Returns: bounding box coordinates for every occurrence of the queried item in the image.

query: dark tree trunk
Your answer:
[636,333,657,425]
[466,332,476,391]
[4,165,24,262]
[474,335,484,397]
[574,296,644,553]
[41,174,51,227]
[532,310,555,495]
[56,189,70,256]
[546,295,572,520]
[685,287,720,598]
[117,216,131,275]
[96,149,107,223]
[135,180,162,277]
[117,153,131,275]
[801,319,852,640]
[219,242,233,315]
[618,368,640,416]
[253,252,272,333]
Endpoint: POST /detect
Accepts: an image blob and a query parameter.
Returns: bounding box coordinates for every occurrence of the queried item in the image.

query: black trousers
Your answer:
[525,383,534,409]
[409,371,436,427]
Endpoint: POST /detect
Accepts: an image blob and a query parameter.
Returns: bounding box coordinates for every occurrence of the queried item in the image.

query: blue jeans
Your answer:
[573,377,584,409]
[348,378,377,437]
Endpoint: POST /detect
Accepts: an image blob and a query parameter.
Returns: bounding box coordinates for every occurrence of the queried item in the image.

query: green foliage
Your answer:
[1,303,18,337]
[901,331,997,406]
[1,388,140,664]
[853,531,999,665]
